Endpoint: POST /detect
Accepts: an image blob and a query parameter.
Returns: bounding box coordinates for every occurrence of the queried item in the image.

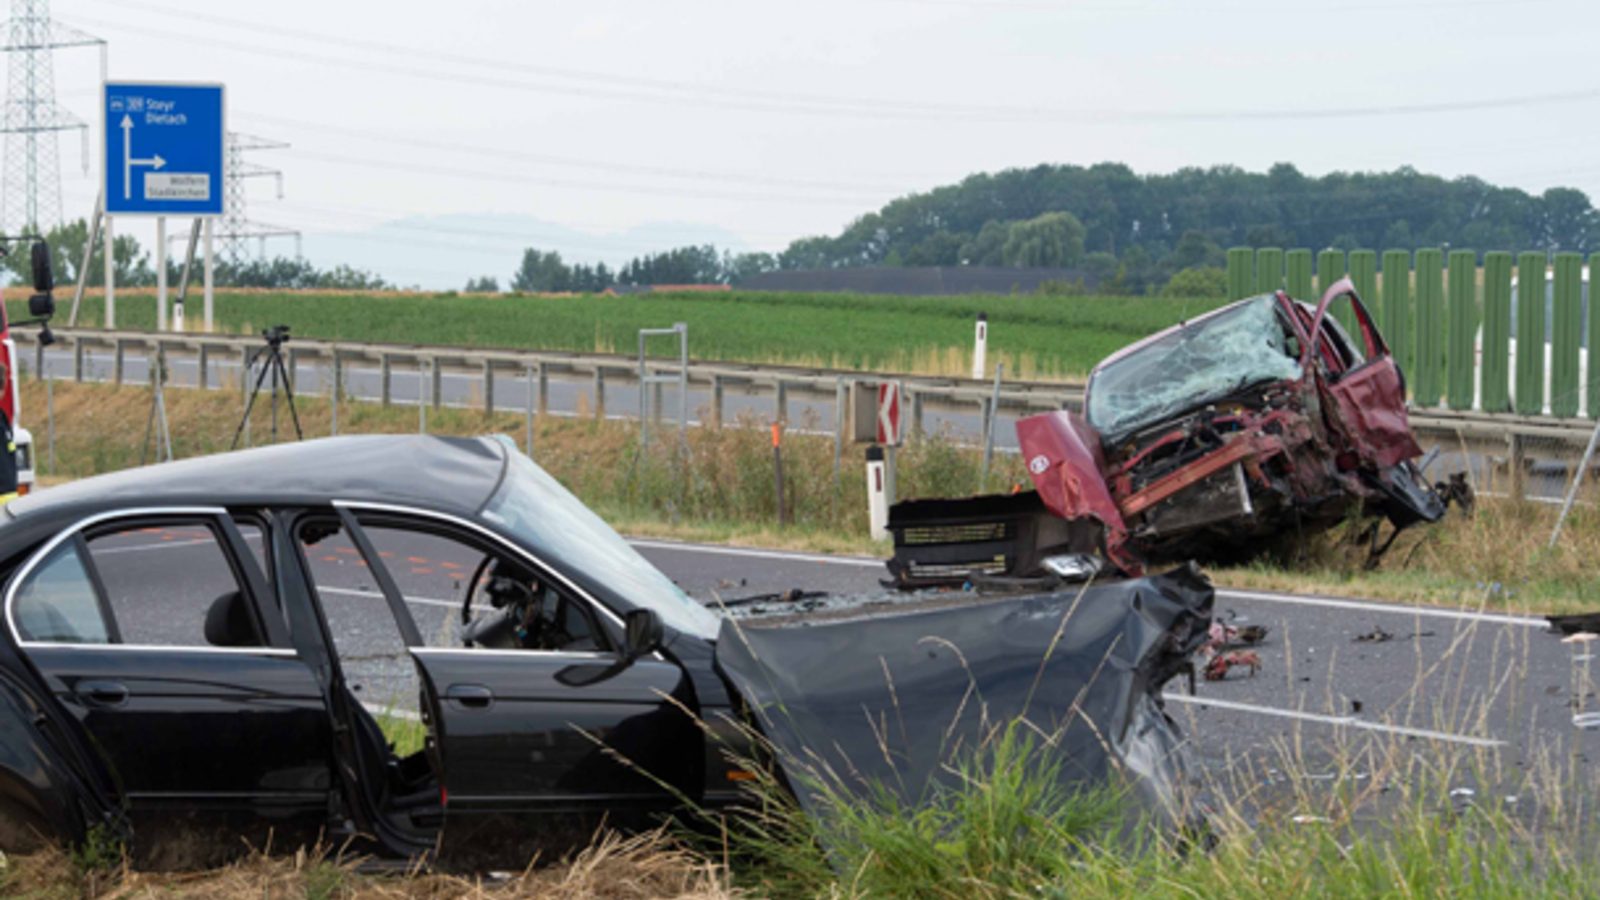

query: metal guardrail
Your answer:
[10,325,1088,423]
[11,325,1599,488]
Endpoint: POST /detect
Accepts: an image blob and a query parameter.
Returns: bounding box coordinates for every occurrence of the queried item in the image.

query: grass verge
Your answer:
[17,378,1600,615]
[16,288,1228,379]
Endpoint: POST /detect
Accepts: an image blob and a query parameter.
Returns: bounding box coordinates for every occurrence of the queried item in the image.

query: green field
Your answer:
[20,289,1229,379]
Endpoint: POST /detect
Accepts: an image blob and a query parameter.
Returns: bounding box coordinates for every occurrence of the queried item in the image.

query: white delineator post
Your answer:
[866,445,889,541]
[972,312,987,379]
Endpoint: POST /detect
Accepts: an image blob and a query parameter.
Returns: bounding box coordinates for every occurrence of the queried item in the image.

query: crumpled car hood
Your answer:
[714,566,1214,822]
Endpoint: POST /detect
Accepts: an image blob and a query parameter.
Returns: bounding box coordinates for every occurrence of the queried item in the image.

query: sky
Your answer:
[33,0,1600,288]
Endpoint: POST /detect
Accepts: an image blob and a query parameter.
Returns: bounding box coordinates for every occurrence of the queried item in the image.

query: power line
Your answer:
[231,111,917,195]
[76,1,1600,124]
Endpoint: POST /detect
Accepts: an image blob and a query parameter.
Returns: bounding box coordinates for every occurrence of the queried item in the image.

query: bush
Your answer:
[1159,266,1228,299]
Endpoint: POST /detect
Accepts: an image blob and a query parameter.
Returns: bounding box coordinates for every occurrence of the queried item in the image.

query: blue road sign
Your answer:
[103,82,225,217]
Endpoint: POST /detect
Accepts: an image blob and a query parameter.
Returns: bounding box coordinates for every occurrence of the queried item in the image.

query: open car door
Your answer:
[1305,277,1424,470]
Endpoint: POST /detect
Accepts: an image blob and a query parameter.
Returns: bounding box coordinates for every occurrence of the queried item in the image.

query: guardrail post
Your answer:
[910,388,924,441]
[286,347,299,393]
[1286,248,1313,301]
[1552,252,1584,418]
[240,345,252,395]
[1515,251,1547,415]
[330,349,340,436]
[1447,250,1477,411]
[482,360,495,414]
[112,340,124,385]
[775,380,788,424]
[710,375,723,428]
[1481,252,1513,413]
[72,340,84,382]
[197,345,210,391]
[430,357,443,409]
[1509,433,1527,500]
[380,354,392,406]
[592,367,605,420]
[33,337,43,378]
[1381,249,1412,376]
[536,363,548,417]
[1255,247,1283,295]
[525,365,535,451]
[651,378,664,426]
[1413,248,1445,408]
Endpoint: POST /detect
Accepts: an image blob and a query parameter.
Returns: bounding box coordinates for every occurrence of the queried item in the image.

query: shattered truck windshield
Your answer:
[1086,296,1302,440]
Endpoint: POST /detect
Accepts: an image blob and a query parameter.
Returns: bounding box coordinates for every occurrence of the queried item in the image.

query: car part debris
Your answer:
[1550,614,1600,637]
[887,278,1462,587]
[717,565,1215,830]
[1354,626,1394,643]
[1204,649,1261,680]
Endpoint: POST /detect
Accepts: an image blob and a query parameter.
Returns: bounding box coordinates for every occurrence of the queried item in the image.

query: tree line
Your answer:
[3,219,392,291]
[474,162,1596,297]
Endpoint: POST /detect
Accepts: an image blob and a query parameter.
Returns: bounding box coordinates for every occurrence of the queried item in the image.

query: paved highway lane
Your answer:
[81,527,1600,790]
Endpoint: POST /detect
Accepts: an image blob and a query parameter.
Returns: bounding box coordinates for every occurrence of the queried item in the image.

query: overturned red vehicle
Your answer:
[888,278,1450,585]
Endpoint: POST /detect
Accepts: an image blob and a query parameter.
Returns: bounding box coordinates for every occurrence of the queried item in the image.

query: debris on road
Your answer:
[1203,649,1261,680]
[1355,626,1394,644]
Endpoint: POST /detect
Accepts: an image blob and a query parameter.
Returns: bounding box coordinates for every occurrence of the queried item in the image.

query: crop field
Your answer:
[14,289,1230,379]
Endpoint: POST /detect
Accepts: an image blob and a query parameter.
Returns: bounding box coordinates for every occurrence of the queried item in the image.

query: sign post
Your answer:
[876,380,903,508]
[103,82,225,332]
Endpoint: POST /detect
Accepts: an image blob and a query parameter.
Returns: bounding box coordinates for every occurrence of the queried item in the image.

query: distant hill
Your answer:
[776,162,1597,272]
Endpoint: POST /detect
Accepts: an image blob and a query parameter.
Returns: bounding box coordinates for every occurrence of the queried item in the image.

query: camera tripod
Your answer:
[230,326,304,450]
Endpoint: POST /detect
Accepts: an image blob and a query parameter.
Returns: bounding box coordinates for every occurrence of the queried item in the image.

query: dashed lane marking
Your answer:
[1163,692,1506,748]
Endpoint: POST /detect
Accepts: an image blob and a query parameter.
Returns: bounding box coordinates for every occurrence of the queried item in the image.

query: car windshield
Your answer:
[1086,296,1302,439]
[479,436,722,641]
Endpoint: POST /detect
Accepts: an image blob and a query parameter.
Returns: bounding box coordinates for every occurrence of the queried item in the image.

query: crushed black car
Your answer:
[0,434,1212,869]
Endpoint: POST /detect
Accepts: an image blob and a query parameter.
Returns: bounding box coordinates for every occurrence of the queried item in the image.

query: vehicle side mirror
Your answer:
[28,292,54,319]
[30,240,52,295]
[623,608,663,660]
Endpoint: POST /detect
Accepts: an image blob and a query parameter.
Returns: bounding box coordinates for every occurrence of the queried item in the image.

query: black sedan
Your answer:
[0,435,1212,869]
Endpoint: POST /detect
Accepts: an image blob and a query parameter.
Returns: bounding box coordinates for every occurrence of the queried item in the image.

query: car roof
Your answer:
[5,434,509,523]
[1088,292,1310,378]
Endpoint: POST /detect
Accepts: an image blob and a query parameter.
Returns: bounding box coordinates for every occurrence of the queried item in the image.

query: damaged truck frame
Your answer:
[890,278,1456,587]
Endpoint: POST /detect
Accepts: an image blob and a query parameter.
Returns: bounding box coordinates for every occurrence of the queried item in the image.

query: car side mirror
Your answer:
[28,292,54,319]
[623,608,663,660]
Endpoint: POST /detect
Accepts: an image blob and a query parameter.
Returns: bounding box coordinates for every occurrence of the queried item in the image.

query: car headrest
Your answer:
[204,591,260,648]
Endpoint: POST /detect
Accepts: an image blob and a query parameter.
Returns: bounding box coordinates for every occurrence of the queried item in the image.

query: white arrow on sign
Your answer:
[120,114,167,200]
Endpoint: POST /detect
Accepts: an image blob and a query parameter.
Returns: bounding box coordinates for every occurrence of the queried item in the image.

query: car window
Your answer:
[295,519,423,709]
[12,540,110,644]
[356,519,612,655]
[84,520,262,648]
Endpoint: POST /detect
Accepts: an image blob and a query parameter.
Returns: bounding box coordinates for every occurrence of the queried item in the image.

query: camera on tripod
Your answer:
[231,323,303,450]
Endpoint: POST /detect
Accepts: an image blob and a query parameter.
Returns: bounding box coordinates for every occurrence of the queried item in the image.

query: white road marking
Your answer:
[318,585,458,609]
[1163,692,1506,748]
[93,536,216,554]
[1215,588,1547,628]
[627,538,884,568]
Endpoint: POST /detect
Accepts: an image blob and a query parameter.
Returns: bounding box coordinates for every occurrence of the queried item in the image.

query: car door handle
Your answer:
[77,681,129,708]
[445,684,493,710]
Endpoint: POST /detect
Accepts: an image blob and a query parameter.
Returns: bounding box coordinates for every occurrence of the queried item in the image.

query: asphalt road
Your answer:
[81,524,1599,803]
